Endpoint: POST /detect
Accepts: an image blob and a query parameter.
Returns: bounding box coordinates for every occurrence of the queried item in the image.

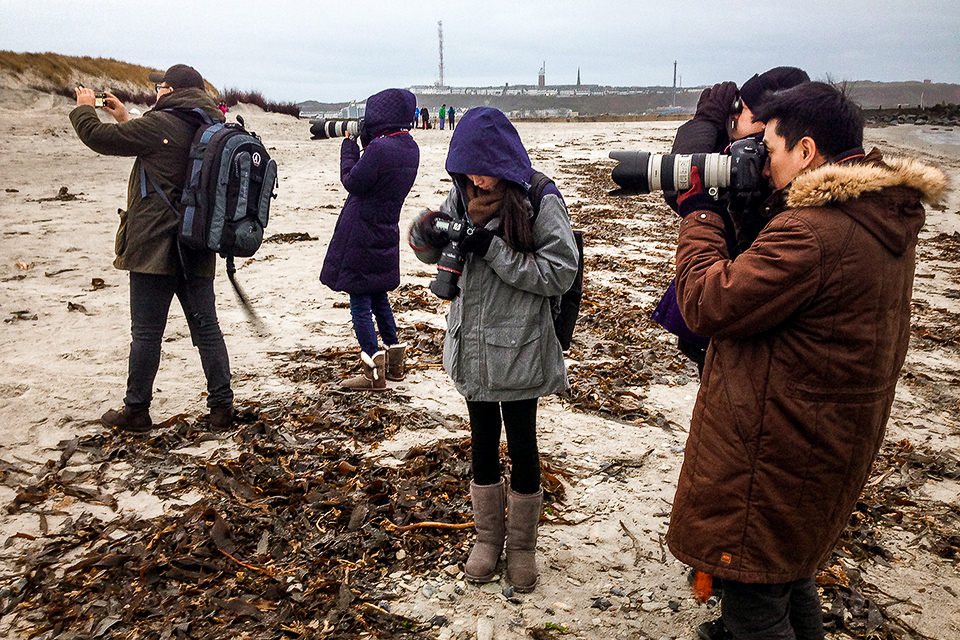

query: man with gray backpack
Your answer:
[71,64,236,433]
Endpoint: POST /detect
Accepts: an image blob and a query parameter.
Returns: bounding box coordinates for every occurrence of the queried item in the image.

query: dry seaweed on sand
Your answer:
[555,160,696,423]
[0,392,574,639]
[815,439,960,640]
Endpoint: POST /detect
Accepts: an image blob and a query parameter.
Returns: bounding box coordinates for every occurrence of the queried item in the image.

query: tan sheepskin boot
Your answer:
[385,342,407,381]
[340,350,386,391]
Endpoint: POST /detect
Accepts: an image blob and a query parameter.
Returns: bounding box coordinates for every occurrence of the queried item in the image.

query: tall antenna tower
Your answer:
[437,21,445,88]
[672,60,677,107]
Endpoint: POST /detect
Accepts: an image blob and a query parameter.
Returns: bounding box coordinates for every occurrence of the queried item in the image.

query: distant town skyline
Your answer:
[3,1,958,103]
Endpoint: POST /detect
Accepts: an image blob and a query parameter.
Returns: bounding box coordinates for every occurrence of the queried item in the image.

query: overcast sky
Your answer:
[3,0,958,103]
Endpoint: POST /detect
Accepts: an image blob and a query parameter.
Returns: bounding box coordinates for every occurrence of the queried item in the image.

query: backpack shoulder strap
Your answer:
[141,108,214,210]
[527,170,559,218]
[161,107,214,128]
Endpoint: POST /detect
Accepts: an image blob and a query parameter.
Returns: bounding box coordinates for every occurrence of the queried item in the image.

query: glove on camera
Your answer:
[677,167,724,218]
[441,219,495,255]
[694,81,739,128]
[412,210,452,249]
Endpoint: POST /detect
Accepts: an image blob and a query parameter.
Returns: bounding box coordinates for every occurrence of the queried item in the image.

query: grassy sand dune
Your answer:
[0,51,300,115]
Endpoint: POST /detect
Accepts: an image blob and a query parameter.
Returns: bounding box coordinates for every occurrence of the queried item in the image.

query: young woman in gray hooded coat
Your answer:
[409,107,579,591]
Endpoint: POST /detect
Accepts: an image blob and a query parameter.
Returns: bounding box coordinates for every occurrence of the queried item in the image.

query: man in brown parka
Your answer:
[667,82,946,639]
[70,64,234,433]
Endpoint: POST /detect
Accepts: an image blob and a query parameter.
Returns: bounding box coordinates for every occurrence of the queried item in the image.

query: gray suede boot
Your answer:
[463,478,506,582]
[506,487,543,592]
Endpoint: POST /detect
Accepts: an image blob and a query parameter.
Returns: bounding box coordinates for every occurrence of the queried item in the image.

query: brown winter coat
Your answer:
[69,88,224,277]
[667,149,946,583]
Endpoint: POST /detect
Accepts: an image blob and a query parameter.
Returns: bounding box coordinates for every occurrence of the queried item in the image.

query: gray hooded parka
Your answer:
[419,108,579,401]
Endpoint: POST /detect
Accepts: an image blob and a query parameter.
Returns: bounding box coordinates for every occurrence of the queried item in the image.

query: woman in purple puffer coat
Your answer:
[320,88,420,390]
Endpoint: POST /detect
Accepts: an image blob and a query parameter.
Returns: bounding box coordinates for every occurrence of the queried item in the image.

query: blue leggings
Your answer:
[349,292,399,356]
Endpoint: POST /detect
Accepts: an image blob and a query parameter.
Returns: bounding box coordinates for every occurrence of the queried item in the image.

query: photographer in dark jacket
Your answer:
[656,67,809,373]
[70,64,234,433]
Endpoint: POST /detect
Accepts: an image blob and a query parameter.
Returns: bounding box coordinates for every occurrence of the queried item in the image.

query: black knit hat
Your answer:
[148,64,205,90]
[739,66,810,111]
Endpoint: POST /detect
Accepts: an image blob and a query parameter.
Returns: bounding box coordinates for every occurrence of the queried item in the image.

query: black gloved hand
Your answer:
[458,224,494,255]
[441,219,495,255]
[677,167,724,218]
[410,210,452,249]
[694,81,739,128]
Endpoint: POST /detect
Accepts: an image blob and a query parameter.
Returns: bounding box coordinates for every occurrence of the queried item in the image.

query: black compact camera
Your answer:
[309,118,363,140]
[609,137,767,198]
[428,218,482,300]
[94,92,107,108]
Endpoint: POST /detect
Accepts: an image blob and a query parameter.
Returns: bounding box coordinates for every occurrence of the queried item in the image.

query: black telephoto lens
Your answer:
[430,243,466,300]
[609,150,652,194]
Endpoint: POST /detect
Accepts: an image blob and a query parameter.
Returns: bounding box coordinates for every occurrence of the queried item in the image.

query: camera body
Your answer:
[94,92,107,108]
[309,118,363,140]
[609,137,767,197]
[428,218,471,300]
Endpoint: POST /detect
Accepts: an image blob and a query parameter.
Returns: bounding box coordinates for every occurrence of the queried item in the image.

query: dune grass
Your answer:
[1,51,301,115]
[220,88,301,118]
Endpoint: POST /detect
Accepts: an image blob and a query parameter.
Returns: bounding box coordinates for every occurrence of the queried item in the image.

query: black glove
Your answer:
[458,224,494,255]
[694,81,739,128]
[677,167,724,218]
[442,220,495,255]
[411,210,452,249]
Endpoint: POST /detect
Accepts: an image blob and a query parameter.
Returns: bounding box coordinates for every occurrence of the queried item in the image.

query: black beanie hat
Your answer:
[148,64,205,90]
[739,66,810,111]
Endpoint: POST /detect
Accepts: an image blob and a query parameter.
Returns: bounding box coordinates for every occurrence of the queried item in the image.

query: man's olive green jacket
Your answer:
[70,88,224,277]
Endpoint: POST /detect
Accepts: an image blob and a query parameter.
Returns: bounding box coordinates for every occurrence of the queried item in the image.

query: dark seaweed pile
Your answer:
[2,399,472,639]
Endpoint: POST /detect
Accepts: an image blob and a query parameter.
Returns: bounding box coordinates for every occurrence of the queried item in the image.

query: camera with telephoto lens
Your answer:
[309,118,363,140]
[608,137,767,198]
[428,218,481,300]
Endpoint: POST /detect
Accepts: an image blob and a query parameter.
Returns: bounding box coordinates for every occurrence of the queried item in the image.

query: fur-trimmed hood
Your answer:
[787,149,947,208]
[784,148,946,256]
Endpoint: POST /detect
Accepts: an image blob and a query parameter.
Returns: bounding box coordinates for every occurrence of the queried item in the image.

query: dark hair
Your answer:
[753,81,864,159]
[501,181,536,253]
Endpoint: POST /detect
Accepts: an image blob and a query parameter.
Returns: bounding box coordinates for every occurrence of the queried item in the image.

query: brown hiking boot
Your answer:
[208,405,235,431]
[101,407,153,433]
[340,350,386,391]
[385,342,406,381]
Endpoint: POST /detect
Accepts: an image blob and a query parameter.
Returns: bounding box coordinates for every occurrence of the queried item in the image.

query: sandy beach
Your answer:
[1,87,958,639]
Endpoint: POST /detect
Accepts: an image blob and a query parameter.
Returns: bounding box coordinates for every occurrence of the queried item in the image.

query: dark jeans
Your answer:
[467,398,540,494]
[721,576,824,640]
[349,292,399,356]
[126,272,233,410]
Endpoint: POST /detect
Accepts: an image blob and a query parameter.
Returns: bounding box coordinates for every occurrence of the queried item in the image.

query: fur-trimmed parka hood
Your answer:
[784,148,946,256]
[787,148,947,208]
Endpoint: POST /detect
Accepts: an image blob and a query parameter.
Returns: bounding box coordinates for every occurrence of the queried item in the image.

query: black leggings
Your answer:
[467,398,540,494]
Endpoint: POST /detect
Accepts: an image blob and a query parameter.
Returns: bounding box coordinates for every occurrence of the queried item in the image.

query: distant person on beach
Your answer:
[69,63,234,433]
[420,105,430,129]
[667,81,945,640]
[320,89,419,390]
[217,101,228,115]
[408,107,579,592]
[414,105,421,129]
[654,67,810,376]
[439,104,447,129]
[447,105,456,130]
